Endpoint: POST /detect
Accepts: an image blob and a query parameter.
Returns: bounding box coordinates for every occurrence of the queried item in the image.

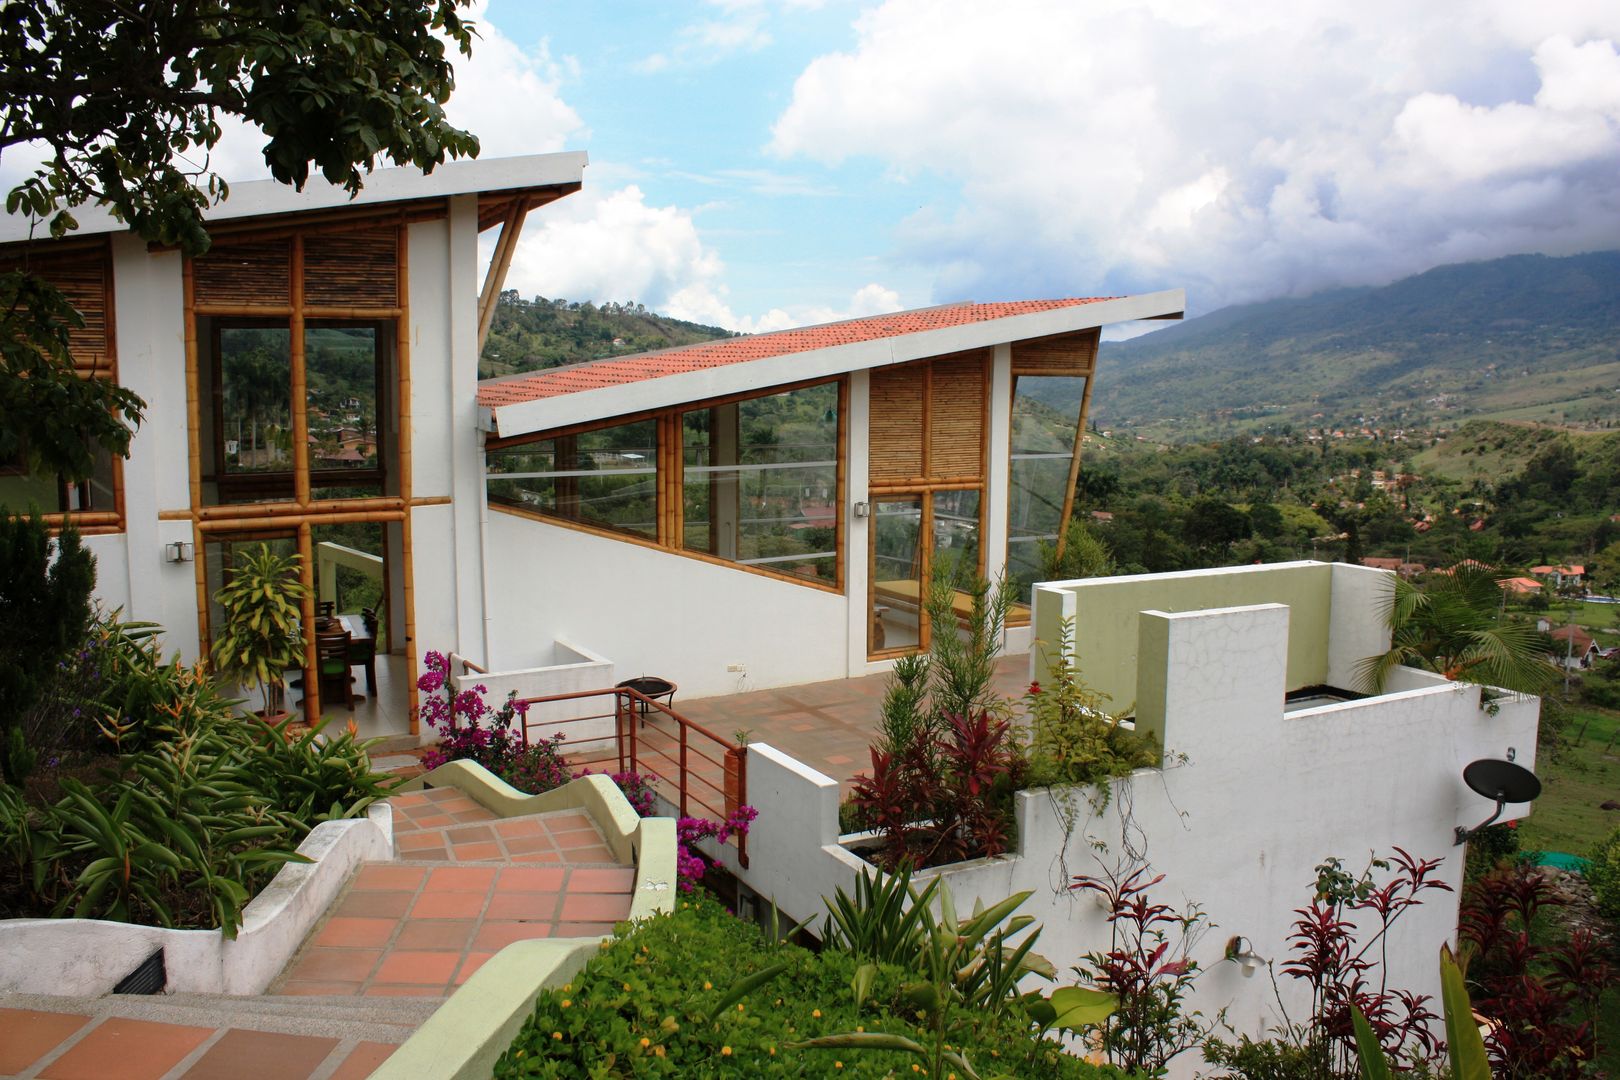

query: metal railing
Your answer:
[507,685,749,868]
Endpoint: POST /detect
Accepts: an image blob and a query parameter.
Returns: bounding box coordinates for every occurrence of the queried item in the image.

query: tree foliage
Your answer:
[1,0,484,479]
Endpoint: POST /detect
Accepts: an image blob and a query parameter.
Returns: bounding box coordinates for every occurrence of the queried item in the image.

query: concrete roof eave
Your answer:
[0,151,589,246]
[482,288,1185,438]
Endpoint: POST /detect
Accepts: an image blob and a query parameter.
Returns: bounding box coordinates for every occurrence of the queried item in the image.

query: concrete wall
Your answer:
[448,642,615,743]
[484,510,848,700]
[713,591,1540,1077]
[1031,560,1393,709]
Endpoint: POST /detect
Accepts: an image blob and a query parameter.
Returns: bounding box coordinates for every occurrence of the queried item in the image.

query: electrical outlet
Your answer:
[726,663,745,672]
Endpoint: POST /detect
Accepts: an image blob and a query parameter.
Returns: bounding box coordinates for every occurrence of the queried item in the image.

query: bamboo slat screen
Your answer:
[193,239,292,307]
[869,350,988,484]
[0,247,115,378]
[304,230,398,308]
[869,364,925,483]
[1011,329,1098,377]
[928,351,986,480]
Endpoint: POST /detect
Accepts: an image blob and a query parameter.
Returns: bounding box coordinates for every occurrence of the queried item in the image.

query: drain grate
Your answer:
[112,949,166,995]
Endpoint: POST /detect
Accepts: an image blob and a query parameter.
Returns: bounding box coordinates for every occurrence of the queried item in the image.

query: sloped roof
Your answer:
[479,289,1185,438]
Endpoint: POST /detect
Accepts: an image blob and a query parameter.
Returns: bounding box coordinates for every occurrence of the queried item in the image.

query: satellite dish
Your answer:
[1455,758,1542,845]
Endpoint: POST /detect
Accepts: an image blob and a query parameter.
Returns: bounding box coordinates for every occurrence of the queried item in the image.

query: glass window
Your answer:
[871,496,923,653]
[307,323,389,500]
[219,326,294,477]
[487,418,659,538]
[1007,376,1085,602]
[681,382,838,583]
[0,445,117,515]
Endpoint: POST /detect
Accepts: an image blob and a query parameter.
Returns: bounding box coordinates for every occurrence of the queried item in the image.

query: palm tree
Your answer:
[1358,563,1558,696]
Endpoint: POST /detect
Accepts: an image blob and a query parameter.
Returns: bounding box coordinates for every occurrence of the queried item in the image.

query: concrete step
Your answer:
[0,990,442,1043]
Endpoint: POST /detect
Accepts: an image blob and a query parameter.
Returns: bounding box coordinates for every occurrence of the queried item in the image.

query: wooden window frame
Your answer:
[486,376,847,594]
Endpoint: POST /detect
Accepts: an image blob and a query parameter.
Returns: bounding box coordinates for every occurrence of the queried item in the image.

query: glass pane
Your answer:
[682,382,838,583]
[219,327,293,476]
[306,325,380,476]
[0,467,60,513]
[204,532,300,673]
[487,418,658,538]
[932,489,981,588]
[871,497,923,653]
[311,521,387,651]
[1007,376,1084,603]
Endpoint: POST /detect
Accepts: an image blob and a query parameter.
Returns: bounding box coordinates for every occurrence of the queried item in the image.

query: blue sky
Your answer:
[461,1,1620,334]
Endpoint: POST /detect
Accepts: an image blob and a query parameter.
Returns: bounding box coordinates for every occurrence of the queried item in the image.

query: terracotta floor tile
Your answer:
[554,921,619,939]
[568,868,637,893]
[399,841,449,860]
[494,817,545,838]
[547,813,594,831]
[560,892,632,922]
[277,979,360,996]
[351,865,426,891]
[485,892,560,920]
[178,1028,339,1080]
[510,851,564,863]
[38,1017,213,1080]
[327,1041,398,1080]
[398,832,448,854]
[0,1009,91,1075]
[504,834,557,855]
[455,952,494,984]
[373,950,462,985]
[451,841,503,861]
[336,890,414,919]
[499,866,566,891]
[394,918,476,951]
[285,947,383,984]
[473,921,553,951]
[448,807,496,823]
[411,813,453,829]
[553,831,605,851]
[446,824,495,843]
[410,891,486,919]
[314,916,397,949]
[425,866,498,892]
[564,845,618,864]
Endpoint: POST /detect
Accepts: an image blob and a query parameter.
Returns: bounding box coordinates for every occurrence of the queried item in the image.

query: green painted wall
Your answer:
[1032,563,1333,711]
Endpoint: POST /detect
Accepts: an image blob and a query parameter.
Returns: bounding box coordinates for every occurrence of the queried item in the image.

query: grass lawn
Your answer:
[1505,600,1620,634]
[1517,706,1620,859]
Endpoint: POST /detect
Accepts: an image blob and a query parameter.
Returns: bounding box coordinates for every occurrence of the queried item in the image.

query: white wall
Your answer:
[485,511,849,700]
[712,591,1541,1077]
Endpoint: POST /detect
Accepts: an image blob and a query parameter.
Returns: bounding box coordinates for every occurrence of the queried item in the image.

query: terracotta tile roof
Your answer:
[477,298,1112,409]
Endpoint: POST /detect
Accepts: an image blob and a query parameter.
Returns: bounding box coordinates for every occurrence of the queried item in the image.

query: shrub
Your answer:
[1589,823,1620,922]
[0,639,397,934]
[494,892,1115,1079]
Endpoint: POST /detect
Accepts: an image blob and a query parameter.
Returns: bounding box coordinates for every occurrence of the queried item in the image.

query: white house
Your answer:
[0,152,1184,738]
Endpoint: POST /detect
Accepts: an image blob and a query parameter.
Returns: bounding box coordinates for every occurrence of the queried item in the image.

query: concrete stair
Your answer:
[1,989,442,1045]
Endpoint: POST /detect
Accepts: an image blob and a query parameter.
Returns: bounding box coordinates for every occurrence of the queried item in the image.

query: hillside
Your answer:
[479,291,734,379]
[1081,251,1620,441]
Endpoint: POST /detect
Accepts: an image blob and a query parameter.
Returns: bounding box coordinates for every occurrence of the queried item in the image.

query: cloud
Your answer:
[768,0,1620,311]
[502,184,904,333]
[637,2,774,73]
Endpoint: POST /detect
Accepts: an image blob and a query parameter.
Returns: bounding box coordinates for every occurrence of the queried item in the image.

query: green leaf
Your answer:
[1048,985,1117,1031]
[1351,1004,1394,1080]
[850,962,877,1009]
[1441,944,1491,1080]
[703,961,788,1022]
[787,1032,928,1055]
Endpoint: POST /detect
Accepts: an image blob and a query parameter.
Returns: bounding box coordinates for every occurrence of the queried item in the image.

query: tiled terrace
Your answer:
[677,652,1032,790]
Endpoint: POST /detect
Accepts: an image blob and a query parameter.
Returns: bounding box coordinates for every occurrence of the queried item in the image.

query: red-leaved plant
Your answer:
[1070,864,1217,1076]
[1275,849,1449,1072]
[1459,860,1614,1078]
[849,709,1021,870]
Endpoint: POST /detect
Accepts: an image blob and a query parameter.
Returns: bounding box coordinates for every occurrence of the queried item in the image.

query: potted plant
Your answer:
[210,543,308,720]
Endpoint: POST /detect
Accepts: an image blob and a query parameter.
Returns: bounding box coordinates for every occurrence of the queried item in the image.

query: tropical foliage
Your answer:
[209,543,308,715]
[1358,561,1558,695]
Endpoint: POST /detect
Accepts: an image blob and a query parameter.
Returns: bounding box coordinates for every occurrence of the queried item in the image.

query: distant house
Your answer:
[1498,576,1544,598]
[1363,556,1425,579]
[1544,622,1600,669]
[1530,564,1585,591]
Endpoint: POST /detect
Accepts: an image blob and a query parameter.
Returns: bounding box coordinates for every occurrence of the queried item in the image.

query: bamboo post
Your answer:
[1054,363,1098,563]
[291,236,310,507]
[476,201,526,353]
[182,258,213,645]
[297,520,320,721]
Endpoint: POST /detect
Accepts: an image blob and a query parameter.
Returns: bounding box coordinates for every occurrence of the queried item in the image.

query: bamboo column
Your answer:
[290,236,310,507]
[1054,363,1099,563]
[182,259,212,646]
[396,225,420,734]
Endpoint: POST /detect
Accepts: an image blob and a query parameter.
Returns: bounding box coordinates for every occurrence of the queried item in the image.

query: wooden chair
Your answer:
[315,629,355,711]
[316,600,336,619]
[348,609,379,696]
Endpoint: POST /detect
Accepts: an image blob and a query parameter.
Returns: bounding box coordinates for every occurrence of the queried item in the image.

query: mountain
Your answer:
[1080,251,1620,441]
[480,291,734,379]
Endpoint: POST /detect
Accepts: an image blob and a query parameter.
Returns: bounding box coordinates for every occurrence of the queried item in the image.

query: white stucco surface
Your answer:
[710,573,1541,1077]
[485,510,848,700]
